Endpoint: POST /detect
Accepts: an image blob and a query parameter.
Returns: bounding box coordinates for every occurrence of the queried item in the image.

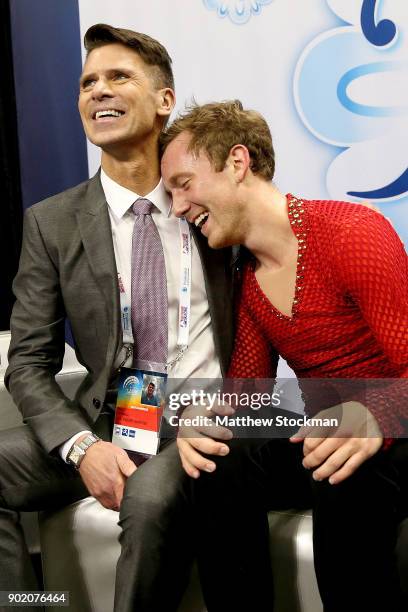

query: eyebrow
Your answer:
[167,172,191,188]
[79,72,96,86]
[79,67,133,86]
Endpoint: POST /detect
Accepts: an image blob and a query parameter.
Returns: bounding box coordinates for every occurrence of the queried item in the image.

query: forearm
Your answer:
[7,365,92,453]
[5,206,92,452]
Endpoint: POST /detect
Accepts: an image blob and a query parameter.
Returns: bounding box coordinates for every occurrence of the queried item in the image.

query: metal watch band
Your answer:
[67,434,101,469]
[78,434,101,452]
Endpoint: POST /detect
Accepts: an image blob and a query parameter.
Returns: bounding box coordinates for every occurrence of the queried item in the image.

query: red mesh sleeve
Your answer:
[333,209,407,374]
[333,209,408,438]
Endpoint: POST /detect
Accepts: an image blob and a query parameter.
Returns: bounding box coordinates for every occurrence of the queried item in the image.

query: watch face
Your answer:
[69,447,84,466]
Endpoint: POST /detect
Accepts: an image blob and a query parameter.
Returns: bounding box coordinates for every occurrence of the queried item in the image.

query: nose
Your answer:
[91,76,114,100]
[172,191,191,218]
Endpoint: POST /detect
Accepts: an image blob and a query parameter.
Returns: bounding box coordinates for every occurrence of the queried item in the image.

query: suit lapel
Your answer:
[75,173,121,364]
[191,225,234,376]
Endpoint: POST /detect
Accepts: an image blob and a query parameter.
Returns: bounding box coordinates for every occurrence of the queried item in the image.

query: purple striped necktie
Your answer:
[131,198,168,368]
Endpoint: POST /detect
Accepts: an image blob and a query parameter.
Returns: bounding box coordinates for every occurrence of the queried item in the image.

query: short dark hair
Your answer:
[161,100,275,180]
[84,23,174,91]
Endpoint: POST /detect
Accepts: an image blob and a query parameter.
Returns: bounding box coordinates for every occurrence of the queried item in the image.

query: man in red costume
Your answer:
[160,100,408,612]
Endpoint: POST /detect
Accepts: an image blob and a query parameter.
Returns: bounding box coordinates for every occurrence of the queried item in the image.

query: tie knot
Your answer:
[133,198,153,216]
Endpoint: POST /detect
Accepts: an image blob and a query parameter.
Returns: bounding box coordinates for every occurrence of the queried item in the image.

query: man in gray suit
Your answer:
[0,24,233,611]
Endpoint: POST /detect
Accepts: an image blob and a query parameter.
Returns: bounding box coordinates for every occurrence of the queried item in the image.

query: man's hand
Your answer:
[177,401,235,478]
[78,438,136,511]
[290,402,383,485]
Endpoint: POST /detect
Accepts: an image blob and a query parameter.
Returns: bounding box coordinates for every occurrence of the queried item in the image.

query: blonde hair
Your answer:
[160,100,275,180]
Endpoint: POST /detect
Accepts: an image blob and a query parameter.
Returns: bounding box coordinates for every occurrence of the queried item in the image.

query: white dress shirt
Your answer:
[61,169,222,461]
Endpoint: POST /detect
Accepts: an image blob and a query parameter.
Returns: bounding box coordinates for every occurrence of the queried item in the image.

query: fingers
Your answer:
[291,404,384,485]
[302,436,328,456]
[178,439,213,478]
[177,437,229,478]
[180,433,230,457]
[289,426,312,443]
[90,473,126,511]
[291,434,326,456]
[79,442,135,510]
[208,402,236,418]
[307,439,352,480]
[290,427,330,457]
[290,422,336,446]
[116,450,137,478]
[302,437,342,469]
[180,400,235,421]
[103,450,136,509]
[304,437,383,484]
[325,439,382,484]
[178,402,234,443]
[326,452,366,485]
[176,400,234,478]
[192,422,233,441]
[104,480,126,512]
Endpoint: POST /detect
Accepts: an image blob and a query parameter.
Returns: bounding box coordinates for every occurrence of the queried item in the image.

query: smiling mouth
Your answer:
[92,109,125,120]
[194,211,209,229]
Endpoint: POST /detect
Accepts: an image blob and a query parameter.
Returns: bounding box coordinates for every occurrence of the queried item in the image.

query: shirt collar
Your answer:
[100,168,172,220]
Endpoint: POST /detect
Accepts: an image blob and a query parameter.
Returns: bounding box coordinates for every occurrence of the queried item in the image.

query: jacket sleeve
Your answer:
[5,206,92,454]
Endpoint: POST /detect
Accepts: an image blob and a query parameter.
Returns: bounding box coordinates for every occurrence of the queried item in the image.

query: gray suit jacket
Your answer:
[5,173,234,454]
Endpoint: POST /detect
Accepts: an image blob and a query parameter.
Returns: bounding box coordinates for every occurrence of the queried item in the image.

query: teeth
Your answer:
[194,212,209,228]
[95,110,123,119]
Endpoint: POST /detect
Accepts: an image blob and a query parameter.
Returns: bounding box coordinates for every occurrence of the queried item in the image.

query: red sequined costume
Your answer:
[228,195,408,438]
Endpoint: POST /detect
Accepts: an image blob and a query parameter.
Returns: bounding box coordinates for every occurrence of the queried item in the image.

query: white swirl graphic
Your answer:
[294,0,408,220]
[202,0,273,25]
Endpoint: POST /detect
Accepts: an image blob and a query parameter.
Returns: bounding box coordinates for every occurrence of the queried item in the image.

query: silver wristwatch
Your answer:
[67,434,101,469]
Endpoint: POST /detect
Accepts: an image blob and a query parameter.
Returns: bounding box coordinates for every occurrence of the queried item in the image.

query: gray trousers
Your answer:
[0,414,193,612]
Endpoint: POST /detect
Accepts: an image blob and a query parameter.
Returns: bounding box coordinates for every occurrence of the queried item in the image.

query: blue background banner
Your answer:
[9,0,88,211]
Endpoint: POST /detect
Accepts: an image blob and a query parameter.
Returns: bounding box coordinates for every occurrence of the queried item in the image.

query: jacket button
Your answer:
[93,398,101,409]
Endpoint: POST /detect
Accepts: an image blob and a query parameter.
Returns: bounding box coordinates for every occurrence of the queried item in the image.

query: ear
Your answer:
[227,144,251,182]
[157,88,176,119]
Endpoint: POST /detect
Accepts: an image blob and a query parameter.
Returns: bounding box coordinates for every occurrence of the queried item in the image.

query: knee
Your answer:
[0,428,24,496]
[119,452,190,532]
